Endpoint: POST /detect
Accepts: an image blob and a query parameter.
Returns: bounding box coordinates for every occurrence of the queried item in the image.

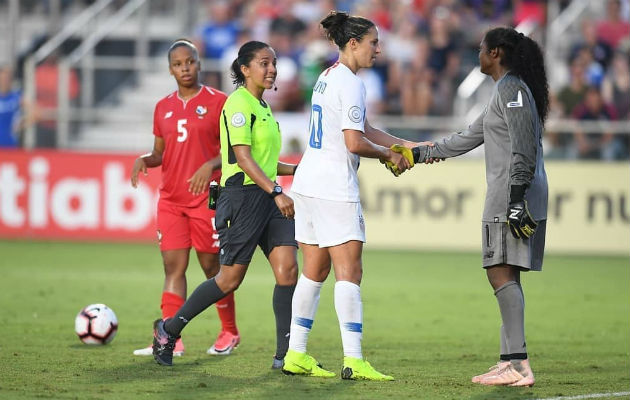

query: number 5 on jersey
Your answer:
[309,104,322,149]
[177,119,188,142]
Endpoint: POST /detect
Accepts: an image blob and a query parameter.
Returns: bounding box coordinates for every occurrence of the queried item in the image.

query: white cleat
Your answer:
[133,338,184,356]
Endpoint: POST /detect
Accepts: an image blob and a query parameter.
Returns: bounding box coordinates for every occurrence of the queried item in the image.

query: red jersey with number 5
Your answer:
[153,85,226,207]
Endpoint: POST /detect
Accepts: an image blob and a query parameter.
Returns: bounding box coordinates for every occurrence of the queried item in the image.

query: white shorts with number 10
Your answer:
[292,192,366,248]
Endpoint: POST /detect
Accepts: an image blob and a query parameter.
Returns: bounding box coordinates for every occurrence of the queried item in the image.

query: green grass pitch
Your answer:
[0,240,628,399]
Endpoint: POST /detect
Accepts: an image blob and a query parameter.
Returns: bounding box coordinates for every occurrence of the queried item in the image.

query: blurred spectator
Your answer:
[265,1,308,111]
[512,0,546,26]
[596,0,630,50]
[549,56,589,158]
[557,56,589,116]
[463,0,512,25]
[571,86,623,160]
[570,19,613,77]
[195,0,240,60]
[0,66,22,147]
[34,54,79,148]
[601,51,630,158]
[602,52,630,120]
[194,0,240,88]
[427,7,459,74]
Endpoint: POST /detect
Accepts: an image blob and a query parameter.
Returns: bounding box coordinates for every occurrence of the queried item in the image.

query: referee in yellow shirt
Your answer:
[151,41,299,370]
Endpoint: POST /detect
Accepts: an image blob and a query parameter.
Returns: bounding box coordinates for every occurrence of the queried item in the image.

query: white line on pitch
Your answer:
[533,392,630,400]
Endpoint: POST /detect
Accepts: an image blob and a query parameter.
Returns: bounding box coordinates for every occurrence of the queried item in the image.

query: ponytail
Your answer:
[320,11,374,50]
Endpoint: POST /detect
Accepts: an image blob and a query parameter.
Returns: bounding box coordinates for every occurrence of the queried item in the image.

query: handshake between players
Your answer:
[380,143,441,177]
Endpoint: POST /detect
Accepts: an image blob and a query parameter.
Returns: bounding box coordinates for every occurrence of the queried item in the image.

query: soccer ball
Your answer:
[74,304,118,345]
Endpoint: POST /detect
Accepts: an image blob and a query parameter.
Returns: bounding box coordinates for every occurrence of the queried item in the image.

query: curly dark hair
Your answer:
[484,27,550,125]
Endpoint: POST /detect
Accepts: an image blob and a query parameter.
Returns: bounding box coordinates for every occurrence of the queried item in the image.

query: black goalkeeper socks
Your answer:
[164,278,226,337]
[272,284,295,360]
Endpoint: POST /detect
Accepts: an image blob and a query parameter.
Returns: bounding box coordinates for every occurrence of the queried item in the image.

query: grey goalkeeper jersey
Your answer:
[416,73,548,222]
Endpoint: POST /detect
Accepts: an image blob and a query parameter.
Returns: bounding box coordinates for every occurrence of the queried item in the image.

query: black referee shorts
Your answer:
[215,184,297,266]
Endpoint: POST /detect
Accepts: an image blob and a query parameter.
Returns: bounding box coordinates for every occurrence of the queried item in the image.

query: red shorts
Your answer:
[156,200,219,253]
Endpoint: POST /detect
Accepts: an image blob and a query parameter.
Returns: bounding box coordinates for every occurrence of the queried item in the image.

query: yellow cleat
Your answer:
[341,357,394,381]
[282,350,336,378]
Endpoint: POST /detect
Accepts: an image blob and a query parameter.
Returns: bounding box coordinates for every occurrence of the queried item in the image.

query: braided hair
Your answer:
[320,11,375,50]
[483,27,550,125]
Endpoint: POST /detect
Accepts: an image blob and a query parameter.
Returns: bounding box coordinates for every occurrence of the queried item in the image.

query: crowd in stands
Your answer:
[2,0,628,160]
[189,0,629,160]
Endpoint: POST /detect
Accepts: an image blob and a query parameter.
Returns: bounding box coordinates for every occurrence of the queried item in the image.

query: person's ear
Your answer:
[348,37,359,50]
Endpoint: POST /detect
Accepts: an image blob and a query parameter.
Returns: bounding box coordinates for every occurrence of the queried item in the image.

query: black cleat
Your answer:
[152,319,177,366]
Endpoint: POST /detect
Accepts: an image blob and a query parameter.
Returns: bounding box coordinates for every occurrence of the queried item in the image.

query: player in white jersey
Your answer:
[283,11,423,381]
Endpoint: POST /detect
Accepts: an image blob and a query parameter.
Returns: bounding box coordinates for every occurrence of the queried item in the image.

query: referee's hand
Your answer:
[275,194,294,219]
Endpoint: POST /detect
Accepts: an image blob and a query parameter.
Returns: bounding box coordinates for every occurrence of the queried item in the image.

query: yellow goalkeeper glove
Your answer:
[382,144,415,177]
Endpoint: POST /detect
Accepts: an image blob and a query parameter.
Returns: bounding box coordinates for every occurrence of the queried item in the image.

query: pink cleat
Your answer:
[508,359,535,387]
[207,330,240,355]
[471,361,510,383]
[479,359,535,387]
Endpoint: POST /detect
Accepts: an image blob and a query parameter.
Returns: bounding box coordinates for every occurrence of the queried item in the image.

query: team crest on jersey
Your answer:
[164,111,173,119]
[348,106,363,123]
[196,105,207,116]
[231,112,246,128]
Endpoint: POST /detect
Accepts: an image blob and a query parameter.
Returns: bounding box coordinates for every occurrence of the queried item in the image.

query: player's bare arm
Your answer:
[131,136,165,188]
[232,144,294,218]
[187,155,221,195]
[277,161,298,176]
[364,118,440,165]
[343,128,410,172]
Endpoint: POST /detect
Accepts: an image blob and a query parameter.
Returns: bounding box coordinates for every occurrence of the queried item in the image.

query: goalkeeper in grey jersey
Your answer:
[411,27,549,387]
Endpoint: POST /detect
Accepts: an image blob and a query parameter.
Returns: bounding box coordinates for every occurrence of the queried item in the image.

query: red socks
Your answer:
[161,291,185,320]
[215,292,238,335]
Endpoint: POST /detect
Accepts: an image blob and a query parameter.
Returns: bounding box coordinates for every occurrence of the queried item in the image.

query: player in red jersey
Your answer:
[130,39,240,357]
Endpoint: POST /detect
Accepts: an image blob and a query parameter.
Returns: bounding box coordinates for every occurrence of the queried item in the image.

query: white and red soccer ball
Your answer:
[74,304,118,345]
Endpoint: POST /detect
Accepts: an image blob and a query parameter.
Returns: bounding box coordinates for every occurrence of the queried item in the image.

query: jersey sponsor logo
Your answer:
[164,111,173,119]
[196,105,207,116]
[231,112,246,128]
[507,90,523,108]
[348,106,363,123]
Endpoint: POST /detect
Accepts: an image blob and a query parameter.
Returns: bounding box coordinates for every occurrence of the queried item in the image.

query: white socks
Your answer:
[335,280,363,359]
[288,276,364,359]
[288,274,323,353]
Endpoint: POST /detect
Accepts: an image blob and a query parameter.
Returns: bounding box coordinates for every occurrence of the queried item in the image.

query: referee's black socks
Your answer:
[165,278,226,336]
[273,284,296,360]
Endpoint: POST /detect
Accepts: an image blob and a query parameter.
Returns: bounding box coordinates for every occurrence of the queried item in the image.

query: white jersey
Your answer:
[291,62,366,202]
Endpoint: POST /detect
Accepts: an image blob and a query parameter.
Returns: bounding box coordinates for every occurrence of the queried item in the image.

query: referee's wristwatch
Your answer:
[269,184,283,198]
